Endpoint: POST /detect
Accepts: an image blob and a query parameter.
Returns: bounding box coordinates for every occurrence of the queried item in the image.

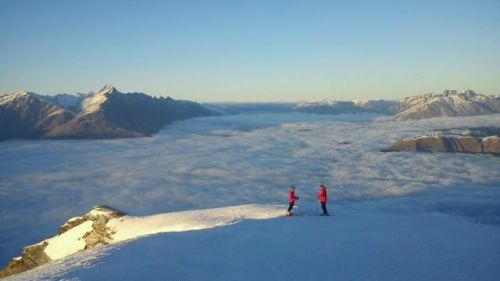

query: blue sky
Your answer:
[1,0,499,102]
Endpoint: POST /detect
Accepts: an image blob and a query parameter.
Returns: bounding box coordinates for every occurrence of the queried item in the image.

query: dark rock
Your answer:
[58,216,87,235]
[456,137,482,153]
[0,242,51,279]
[0,205,126,278]
[0,93,73,140]
[383,134,500,155]
[482,136,500,153]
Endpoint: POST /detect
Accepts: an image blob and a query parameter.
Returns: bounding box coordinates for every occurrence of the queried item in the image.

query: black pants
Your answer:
[287,202,294,212]
[321,202,329,215]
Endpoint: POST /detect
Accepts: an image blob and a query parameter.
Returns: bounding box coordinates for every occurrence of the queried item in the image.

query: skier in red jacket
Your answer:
[317,184,329,216]
[287,185,299,216]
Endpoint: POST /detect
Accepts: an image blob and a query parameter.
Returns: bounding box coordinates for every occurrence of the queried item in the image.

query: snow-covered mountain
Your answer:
[0,92,74,139]
[0,85,216,140]
[292,90,500,119]
[293,99,396,114]
[353,99,398,113]
[392,90,500,119]
[204,103,295,115]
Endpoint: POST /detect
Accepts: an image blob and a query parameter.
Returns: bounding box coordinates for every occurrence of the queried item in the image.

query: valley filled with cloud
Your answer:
[1,113,499,266]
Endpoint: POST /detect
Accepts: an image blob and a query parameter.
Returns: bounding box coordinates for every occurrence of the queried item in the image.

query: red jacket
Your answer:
[318,186,327,203]
[289,190,297,203]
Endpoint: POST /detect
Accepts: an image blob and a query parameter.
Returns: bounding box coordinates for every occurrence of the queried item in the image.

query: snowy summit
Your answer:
[392,89,500,119]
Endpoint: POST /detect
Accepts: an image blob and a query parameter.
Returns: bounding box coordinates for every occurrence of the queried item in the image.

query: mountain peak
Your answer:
[0,91,40,106]
[393,89,500,119]
[96,84,119,95]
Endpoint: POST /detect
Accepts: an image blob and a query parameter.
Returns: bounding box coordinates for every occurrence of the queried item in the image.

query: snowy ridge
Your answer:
[108,204,283,242]
[392,90,500,119]
[293,99,396,114]
[294,99,342,108]
[47,93,86,110]
[0,204,284,278]
[80,85,117,115]
[0,91,37,106]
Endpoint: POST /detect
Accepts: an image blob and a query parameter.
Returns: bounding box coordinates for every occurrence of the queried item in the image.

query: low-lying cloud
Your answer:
[1,113,500,264]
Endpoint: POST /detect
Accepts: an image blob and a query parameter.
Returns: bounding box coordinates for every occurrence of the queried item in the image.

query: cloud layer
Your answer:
[1,113,500,264]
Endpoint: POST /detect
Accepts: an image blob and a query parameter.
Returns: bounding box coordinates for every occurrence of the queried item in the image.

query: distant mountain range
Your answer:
[0,85,216,140]
[2,87,499,140]
[205,102,295,115]
[293,90,500,119]
[391,90,500,119]
[293,100,397,114]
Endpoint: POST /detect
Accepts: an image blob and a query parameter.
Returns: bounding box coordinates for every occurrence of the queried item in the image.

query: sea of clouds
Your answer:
[1,112,499,264]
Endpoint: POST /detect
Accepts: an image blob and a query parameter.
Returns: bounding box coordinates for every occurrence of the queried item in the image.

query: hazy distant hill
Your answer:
[292,99,397,114]
[391,90,500,119]
[0,85,216,140]
[204,103,295,115]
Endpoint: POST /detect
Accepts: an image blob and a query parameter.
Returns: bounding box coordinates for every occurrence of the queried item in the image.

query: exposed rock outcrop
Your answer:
[383,135,500,155]
[0,205,125,279]
[482,136,500,153]
[0,242,51,279]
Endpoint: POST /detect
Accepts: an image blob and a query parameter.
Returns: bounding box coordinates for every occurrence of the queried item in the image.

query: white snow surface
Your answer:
[294,99,396,114]
[80,92,109,115]
[6,204,500,281]
[48,93,86,109]
[44,221,94,260]
[39,205,283,262]
[109,204,283,242]
[294,99,342,107]
[0,91,35,105]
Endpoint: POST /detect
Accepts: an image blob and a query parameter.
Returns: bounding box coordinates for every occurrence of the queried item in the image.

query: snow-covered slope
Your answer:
[35,93,86,111]
[0,204,284,278]
[293,99,396,114]
[4,203,500,281]
[108,204,282,242]
[80,84,116,115]
[392,90,500,119]
[354,99,398,112]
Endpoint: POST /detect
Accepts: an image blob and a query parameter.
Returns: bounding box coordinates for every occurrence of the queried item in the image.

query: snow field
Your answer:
[7,204,500,281]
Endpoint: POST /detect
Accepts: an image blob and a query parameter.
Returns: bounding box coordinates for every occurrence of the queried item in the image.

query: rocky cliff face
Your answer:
[0,85,216,140]
[0,206,124,279]
[0,92,74,140]
[383,134,500,155]
[391,90,500,120]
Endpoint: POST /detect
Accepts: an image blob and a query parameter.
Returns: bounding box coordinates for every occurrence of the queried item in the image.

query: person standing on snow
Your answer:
[287,185,299,216]
[317,184,329,216]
